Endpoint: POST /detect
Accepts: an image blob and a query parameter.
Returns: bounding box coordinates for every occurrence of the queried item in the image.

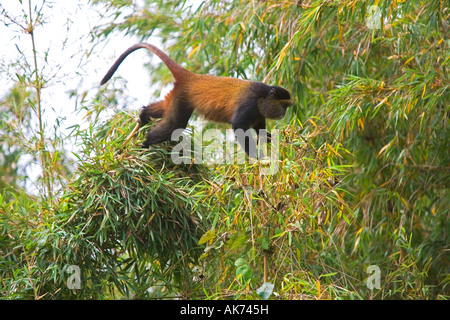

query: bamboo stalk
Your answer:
[124,122,141,145]
[28,0,51,200]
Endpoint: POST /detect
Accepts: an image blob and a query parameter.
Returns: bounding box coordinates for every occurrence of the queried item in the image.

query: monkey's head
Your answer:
[258,87,293,120]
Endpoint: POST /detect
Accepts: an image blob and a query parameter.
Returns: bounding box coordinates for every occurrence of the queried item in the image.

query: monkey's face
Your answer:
[258,87,293,120]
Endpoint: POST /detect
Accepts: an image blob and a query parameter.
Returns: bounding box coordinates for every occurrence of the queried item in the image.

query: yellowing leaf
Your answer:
[275,47,287,69]
[403,56,414,66]
[82,110,92,120]
[353,236,361,251]
[309,118,318,127]
[356,227,364,236]
[317,279,321,299]
[358,118,365,130]
[133,177,144,184]
[188,45,200,58]
[378,143,390,157]
[378,138,396,157]
[147,213,156,224]
[198,229,215,245]
[400,196,409,210]
[327,143,343,158]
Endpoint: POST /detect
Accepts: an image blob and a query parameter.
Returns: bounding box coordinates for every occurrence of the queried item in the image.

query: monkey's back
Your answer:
[184,73,252,123]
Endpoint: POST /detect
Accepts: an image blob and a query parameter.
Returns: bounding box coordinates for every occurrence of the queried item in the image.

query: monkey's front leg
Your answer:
[232,104,260,159]
[232,123,259,159]
[253,118,271,143]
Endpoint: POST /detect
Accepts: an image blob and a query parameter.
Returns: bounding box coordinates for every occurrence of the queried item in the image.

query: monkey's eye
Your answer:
[267,88,276,98]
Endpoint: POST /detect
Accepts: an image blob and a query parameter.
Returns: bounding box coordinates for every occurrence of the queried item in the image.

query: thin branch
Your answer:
[27,0,52,200]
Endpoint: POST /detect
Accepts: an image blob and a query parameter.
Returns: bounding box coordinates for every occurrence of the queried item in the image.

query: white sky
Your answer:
[0,0,156,128]
[0,0,168,192]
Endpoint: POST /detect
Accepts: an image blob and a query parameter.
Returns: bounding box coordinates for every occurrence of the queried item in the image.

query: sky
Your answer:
[0,0,164,192]
[0,0,171,131]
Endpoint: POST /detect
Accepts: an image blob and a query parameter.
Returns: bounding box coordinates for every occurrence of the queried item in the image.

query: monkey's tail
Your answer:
[100,42,186,85]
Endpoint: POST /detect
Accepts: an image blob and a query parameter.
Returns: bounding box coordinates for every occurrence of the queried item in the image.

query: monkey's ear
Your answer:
[267,88,276,98]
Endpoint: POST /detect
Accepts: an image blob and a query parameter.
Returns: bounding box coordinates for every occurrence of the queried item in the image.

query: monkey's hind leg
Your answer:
[141,102,193,149]
[122,101,166,147]
[141,122,174,148]
[139,100,167,125]
[140,88,175,124]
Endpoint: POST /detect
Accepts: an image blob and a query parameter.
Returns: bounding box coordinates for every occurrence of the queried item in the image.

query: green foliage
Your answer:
[2,112,213,298]
[0,84,33,194]
[60,114,212,296]
[1,0,448,300]
[89,0,450,299]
